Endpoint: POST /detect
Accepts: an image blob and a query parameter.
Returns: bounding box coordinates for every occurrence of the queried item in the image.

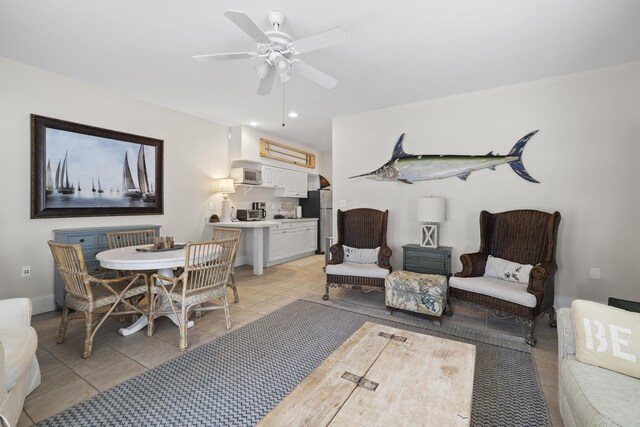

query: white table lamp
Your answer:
[214,178,235,222]
[417,197,446,248]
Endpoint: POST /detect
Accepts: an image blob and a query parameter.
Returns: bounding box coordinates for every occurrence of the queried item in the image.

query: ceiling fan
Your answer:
[193,10,348,96]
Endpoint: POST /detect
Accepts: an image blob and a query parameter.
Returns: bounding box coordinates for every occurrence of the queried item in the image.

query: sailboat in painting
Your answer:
[55,161,61,192]
[122,151,142,198]
[97,177,104,193]
[57,151,75,194]
[120,145,155,202]
[45,160,54,195]
[137,145,155,203]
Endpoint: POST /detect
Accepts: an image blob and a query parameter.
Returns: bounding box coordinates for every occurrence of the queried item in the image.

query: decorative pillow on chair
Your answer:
[343,245,379,264]
[572,299,640,379]
[484,255,533,284]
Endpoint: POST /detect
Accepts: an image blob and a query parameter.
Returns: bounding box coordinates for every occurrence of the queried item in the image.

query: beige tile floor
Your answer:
[20,255,562,426]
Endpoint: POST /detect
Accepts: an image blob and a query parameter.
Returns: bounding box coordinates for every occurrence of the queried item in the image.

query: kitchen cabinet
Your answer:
[275,168,286,188]
[266,220,318,266]
[262,165,276,187]
[276,170,307,198]
[260,165,287,189]
[269,229,287,261]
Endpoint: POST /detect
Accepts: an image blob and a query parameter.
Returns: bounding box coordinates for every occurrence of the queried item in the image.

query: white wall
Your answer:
[333,62,640,308]
[0,57,229,313]
[318,150,333,186]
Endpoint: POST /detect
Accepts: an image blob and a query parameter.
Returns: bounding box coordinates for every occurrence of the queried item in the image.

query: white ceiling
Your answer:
[1,1,638,151]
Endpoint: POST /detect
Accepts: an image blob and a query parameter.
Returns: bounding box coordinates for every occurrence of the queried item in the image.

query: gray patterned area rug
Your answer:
[36,300,550,427]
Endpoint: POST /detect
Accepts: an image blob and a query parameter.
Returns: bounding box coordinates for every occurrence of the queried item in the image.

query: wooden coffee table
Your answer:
[258,321,476,426]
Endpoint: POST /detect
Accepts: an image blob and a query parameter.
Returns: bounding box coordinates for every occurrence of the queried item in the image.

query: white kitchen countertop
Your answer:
[206,218,318,228]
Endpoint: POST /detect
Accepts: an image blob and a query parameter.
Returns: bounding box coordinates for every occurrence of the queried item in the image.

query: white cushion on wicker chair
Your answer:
[326,262,390,279]
[449,276,537,308]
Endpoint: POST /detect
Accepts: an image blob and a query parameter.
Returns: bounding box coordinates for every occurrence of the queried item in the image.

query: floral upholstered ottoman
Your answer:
[385,270,449,324]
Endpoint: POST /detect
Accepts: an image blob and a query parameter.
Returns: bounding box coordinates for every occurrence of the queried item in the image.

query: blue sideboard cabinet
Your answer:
[52,225,161,309]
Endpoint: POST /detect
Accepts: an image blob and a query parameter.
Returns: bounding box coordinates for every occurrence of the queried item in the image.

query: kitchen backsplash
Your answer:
[222,186,300,219]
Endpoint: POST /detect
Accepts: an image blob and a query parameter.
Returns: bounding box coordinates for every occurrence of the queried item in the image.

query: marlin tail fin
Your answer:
[507,130,539,183]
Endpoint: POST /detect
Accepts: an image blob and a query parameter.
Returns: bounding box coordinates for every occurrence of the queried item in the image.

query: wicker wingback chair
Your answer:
[48,241,149,358]
[449,209,561,345]
[211,227,243,303]
[324,208,392,300]
[147,238,238,350]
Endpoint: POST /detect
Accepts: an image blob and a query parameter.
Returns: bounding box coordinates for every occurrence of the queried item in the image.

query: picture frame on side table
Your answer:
[31,114,164,218]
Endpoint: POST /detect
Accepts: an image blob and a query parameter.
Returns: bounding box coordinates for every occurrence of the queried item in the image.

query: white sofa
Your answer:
[0,298,41,427]
[557,307,640,426]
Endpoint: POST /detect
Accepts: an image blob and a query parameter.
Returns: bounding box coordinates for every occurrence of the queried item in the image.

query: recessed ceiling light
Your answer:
[287,112,298,118]
[249,121,258,126]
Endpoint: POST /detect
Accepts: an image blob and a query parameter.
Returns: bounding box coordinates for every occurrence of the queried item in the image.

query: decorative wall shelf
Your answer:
[260,138,316,169]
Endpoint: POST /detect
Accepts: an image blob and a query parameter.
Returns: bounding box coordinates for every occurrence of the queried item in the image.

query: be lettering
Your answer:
[582,318,636,362]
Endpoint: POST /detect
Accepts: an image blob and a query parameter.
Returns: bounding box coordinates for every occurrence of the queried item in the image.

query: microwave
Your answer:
[230,167,262,185]
[236,209,262,221]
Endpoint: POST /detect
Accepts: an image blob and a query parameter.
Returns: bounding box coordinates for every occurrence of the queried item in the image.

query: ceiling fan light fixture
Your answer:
[274,56,290,73]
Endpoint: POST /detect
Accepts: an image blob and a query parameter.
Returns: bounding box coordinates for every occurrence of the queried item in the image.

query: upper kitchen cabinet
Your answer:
[275,170,308,198]
[261,165,286,189]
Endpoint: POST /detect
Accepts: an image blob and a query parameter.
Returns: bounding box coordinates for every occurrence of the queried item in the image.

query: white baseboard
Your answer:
[31,294,56,314]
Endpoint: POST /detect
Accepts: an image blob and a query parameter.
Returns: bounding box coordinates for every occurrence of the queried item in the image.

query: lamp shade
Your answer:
[214,178,235,194]
[417,197,446,222]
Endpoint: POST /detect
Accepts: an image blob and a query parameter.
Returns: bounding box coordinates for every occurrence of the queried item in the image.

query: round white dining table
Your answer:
[96,244,195,336]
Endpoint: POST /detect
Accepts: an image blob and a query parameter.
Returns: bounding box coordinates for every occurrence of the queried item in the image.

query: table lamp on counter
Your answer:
[417,197,446,248]
[214,178,235,222]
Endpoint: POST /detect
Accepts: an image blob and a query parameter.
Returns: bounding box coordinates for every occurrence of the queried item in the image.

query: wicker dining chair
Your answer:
[105,229,158,316]
[106,229,157,249]
[48,240,149,358]
[147,237,239,351]
[211,227,243,303]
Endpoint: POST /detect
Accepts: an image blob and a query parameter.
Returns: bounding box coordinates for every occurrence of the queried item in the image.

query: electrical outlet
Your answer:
[208,202,214,210]
[339,200,347,208]
[590,268,600,280]
[21,266,31,277]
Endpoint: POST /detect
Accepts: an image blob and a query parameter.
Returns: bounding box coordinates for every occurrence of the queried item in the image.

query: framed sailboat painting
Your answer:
[31,114,164,218]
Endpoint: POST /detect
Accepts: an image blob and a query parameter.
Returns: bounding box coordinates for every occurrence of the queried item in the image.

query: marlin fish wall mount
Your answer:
[349,131,540,184]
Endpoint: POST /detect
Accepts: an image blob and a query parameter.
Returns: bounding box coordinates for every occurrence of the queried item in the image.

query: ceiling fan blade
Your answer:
[192,52,254,62]
[293,27,348,54]
[224,10,271,44]
[294,61,338,89]
[257,68,276,96]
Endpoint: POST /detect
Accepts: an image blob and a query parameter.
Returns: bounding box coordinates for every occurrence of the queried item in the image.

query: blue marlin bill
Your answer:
[349,130,540,184]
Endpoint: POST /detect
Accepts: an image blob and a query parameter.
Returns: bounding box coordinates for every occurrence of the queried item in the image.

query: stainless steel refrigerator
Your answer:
[300,189,332,253]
